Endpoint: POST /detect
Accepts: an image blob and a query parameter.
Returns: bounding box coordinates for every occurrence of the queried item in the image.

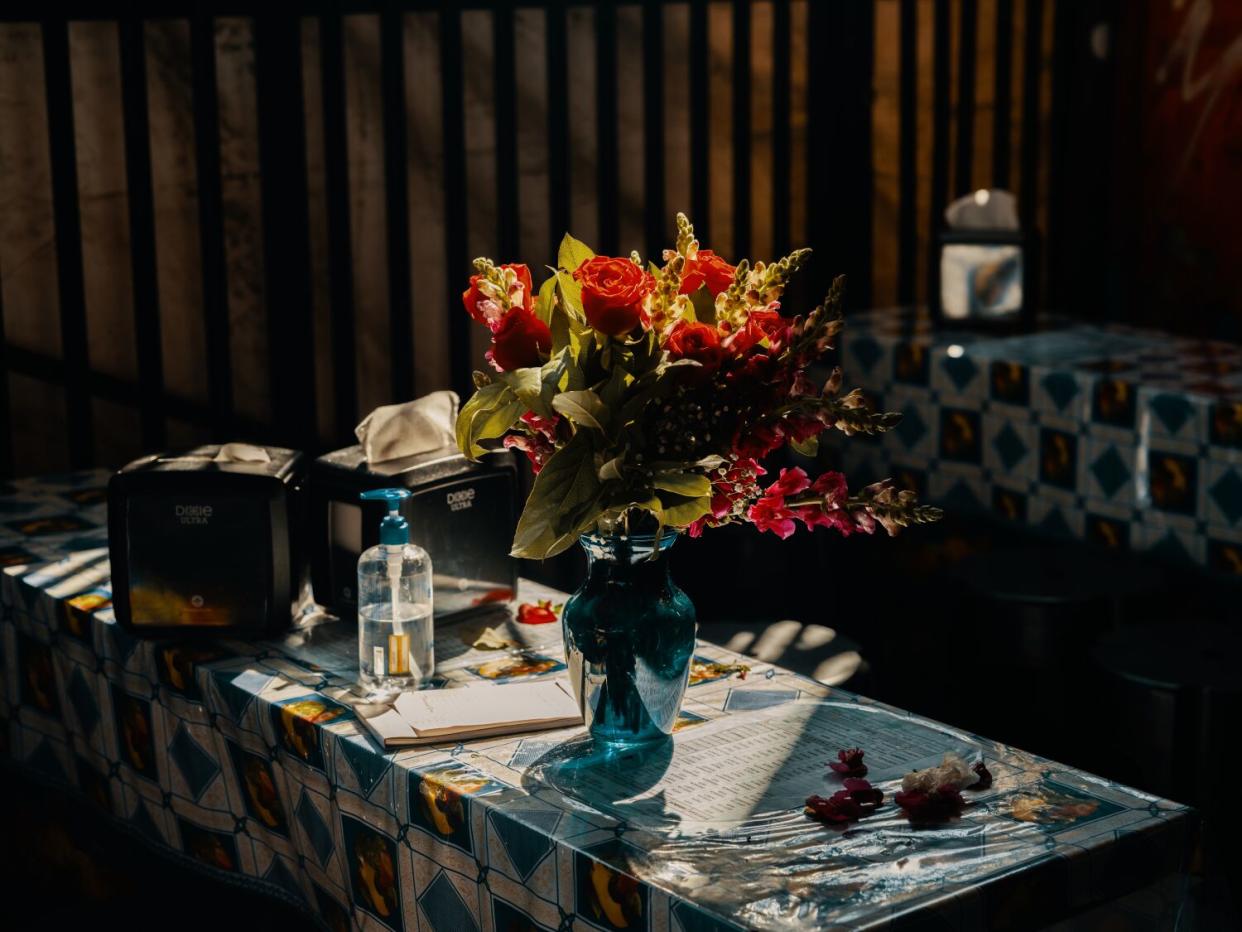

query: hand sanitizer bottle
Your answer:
[357,489,433,696]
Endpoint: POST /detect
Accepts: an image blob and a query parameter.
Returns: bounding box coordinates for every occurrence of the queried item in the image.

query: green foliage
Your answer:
[456,379,522,460]
[552,389,608,432]
[557,233,594,273]
[511,429,601,559]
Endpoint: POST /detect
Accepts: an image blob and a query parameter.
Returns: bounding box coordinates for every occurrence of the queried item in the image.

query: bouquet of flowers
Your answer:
[456,214,941,559]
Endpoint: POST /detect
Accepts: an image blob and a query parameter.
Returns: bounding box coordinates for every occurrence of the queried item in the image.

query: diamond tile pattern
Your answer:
[0,430,1212,932]
[1091,447,1131,499]
[419,872,479,932]
[491,809,561,881]
[67,667,99,736]
[296,791,334,867]
[993,423,1028,472]
[169,725,220,801]
[1209,468,1242,524]
[894,404,927,449]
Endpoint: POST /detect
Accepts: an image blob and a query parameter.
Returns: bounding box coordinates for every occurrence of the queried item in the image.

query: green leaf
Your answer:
[688,284,717,326]
[557,233,595,273]
[496,367,550,418]
[598,365,631,410]
[658,493,712,528]
[551,389,608,431]
[455,380,522,459]
[789,434,819,457]
[511,431,600,560]
[556,269,586,321]
[534,273,557,327]
[598,454,626,482]
[652,472,711,498]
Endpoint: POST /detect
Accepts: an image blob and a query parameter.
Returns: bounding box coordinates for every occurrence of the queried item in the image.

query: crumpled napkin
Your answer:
[214,442,271,463]
[945,188,1019,231]
[355,391,458,464]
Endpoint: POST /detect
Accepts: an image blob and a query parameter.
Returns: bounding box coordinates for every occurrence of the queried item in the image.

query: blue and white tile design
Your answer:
[842,308,1242,578]
[0,471,1199,930]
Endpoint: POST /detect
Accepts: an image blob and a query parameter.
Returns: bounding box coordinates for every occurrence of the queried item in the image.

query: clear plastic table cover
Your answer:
[0,470,1196,931]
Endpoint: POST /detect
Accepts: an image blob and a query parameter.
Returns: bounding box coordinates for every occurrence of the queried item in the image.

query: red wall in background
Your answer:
[1132,0,1242,337]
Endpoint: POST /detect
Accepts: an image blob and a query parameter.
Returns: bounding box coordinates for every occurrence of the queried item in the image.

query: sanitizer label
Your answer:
[373,645,385,676]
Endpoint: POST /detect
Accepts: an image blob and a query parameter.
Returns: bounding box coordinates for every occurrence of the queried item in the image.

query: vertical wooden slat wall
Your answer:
[0,1,1065,477]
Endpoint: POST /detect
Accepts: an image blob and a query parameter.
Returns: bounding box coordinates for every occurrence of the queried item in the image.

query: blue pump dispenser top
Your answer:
[360,488,411,546]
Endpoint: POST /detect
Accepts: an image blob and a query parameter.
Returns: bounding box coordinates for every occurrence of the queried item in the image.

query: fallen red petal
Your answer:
[970,761,993,790]
[894,786,966,822]
[828,747,868,778]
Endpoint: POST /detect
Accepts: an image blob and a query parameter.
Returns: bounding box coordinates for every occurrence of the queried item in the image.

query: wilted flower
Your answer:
[829,747,868,778]
[894,786,966,822]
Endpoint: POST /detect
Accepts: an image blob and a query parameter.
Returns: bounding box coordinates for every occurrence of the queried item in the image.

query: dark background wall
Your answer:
[2,1,1236,478]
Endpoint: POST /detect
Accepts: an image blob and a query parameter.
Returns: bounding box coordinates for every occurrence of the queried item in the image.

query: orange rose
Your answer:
[679,249,736,296]
[463,263,533,326]
[665,320,725,371]
[573,256,654,336]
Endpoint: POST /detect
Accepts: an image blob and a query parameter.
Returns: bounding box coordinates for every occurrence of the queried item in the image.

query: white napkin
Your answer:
[355,391,458,464]
[214,442,271,463]
[945,188,1019,231]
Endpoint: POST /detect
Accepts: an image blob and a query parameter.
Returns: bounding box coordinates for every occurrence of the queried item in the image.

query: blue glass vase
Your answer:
[562,532,697,746]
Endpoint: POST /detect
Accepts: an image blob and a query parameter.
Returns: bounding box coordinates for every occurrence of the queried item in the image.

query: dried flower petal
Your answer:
[894,786,966,823]
[901,752,975,794]
[970,761,993,790]
[805,792,862,825]
[828,747,867,778]
[841,778,884,811]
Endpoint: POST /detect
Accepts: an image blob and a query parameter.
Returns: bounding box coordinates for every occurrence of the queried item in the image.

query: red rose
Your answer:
[680,249,736,296]
[665,321,725,370]
[463,263,533,326]
[487,306,551,371]
[574,256,654,336]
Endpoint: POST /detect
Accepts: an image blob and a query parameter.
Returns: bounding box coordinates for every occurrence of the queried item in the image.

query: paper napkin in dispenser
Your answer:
[936,188,1029,325]
[354,391,458,464]
[944,188,1019,231]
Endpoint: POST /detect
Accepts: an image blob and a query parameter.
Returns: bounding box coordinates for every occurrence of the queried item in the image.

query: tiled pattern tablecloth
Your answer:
[0,470,1197,930]
[836,308,1242,576]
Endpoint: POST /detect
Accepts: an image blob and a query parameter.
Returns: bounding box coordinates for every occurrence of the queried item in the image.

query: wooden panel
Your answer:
[344,13,391,421]
[146,19,209,408]
[566,5,598,247]
[406,10,450,397]
[69,22,135,385]
[0,3,1062,474]
[214,17,270,426]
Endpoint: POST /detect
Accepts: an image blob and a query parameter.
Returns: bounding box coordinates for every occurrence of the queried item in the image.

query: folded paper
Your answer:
[945,188,1019,231]
[214,442,271,464]
[355,391,458,464]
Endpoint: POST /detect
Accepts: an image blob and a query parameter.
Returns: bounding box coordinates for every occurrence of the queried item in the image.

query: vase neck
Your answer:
[580,532,678,581]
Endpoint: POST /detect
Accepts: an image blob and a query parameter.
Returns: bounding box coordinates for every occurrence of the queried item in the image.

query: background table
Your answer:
[835,308,1242,578]
[0,471,1197,930]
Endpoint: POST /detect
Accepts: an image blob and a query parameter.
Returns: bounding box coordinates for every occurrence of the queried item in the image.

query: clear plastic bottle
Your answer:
[357,489,433,696]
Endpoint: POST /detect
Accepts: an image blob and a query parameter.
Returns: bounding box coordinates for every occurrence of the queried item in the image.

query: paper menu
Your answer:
[357,680,583,748]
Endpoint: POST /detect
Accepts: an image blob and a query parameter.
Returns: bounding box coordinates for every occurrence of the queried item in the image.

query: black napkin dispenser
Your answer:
[310,444,519,621]
[108,445,308,637]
